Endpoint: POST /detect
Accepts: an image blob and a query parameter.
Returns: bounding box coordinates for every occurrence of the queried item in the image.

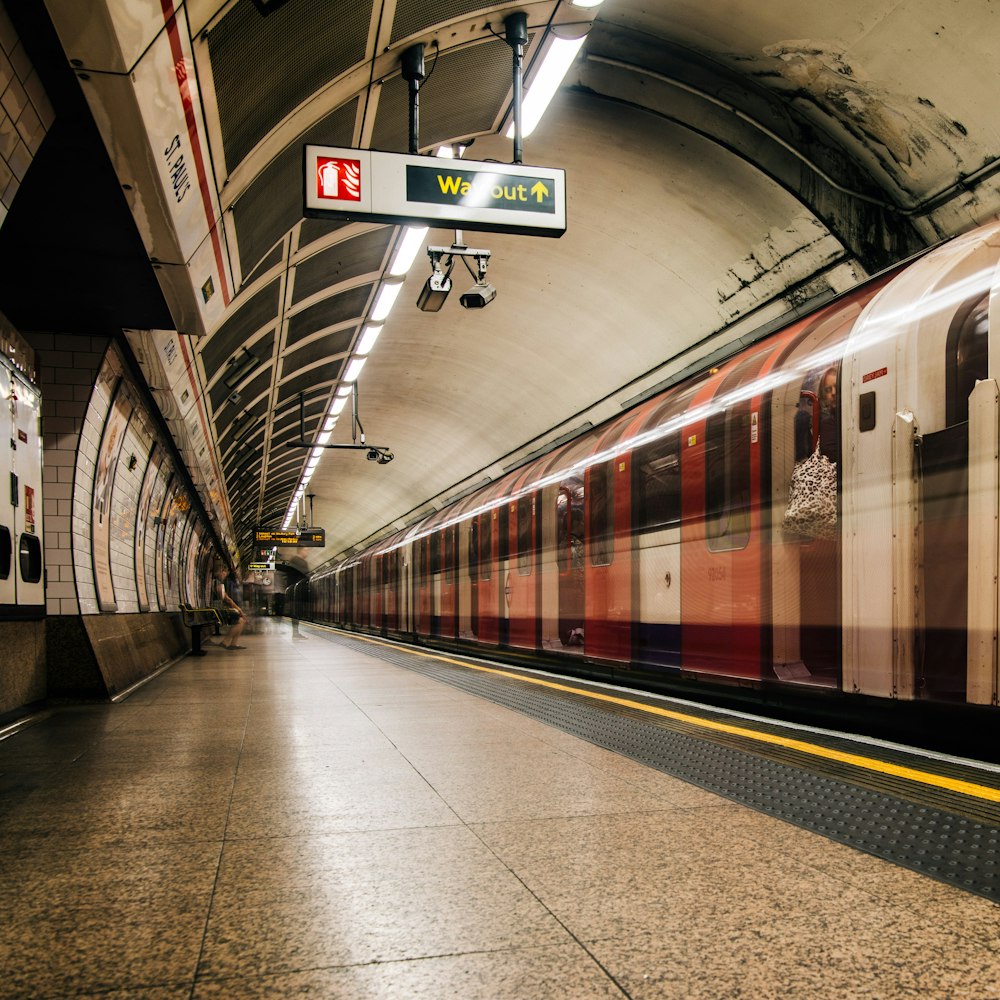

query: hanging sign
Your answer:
[304,145,567,237]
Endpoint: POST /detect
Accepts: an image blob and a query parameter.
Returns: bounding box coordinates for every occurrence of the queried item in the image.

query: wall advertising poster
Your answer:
[154,471,176,611]
[163,487,186,606]
[134,444,161,613]
[183,518,201,606]
[92,380,133,612]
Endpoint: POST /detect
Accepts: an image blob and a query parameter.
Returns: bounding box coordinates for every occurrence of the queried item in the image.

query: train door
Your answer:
[439,524,458,639]
[925,286,988,700]
[457,508,473,639]
[507,483,541,652]
[476,509,500,645]
[768,292,886,688]
[400,541,413,634]
[415,534,431,637]
[556,481,585,648]
[682,350,772,678]
[584,430,632,664]
[631,409,685,671]
[498,503,510,646]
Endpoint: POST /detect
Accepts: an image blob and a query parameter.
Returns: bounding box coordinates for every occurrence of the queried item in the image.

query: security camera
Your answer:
[459,281,496,309]
[417,271,452,312]
[367,449,380,462]
[378,451,394,465]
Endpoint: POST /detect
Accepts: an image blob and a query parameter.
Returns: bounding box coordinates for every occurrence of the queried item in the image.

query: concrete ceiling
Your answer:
[24,0,1000,572]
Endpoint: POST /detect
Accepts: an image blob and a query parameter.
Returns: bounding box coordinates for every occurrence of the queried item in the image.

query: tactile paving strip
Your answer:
[324,630,1000,901]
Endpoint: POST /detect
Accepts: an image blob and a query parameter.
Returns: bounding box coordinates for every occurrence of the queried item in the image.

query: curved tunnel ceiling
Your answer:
[38,0,1000,571]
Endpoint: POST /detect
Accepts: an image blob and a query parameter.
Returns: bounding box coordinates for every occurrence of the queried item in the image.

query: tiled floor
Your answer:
[2,621,1000,998]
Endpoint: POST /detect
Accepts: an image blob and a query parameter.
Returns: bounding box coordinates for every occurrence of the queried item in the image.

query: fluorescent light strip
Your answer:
[371,281,403,322]
[343,357,367,383]
[506,35,587,139]
[389,227,428,276]
[356,324,381,355]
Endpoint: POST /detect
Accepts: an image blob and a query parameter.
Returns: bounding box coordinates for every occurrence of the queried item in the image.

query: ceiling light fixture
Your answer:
[356,324,382,355]
[505,34,587,139]
[343,357,367,383]
[389,227,429,276]
[371,281,403,322]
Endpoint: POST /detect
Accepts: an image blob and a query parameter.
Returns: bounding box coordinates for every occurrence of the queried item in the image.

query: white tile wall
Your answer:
[27,335,221,617]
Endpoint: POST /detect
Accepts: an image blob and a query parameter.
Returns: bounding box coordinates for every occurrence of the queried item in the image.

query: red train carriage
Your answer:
[301,222,1000,731]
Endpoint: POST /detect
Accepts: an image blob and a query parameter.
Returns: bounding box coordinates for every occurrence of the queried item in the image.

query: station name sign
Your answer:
[304,145,566,237]
[254,528,325,547]
[248,561,275,572]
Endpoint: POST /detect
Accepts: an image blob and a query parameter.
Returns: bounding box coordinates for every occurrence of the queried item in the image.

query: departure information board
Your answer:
[254,528,325,547]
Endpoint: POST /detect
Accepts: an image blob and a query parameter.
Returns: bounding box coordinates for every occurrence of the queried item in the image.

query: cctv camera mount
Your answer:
[427,240,491,284]
[285,387,393,464]
[419,237,495,310]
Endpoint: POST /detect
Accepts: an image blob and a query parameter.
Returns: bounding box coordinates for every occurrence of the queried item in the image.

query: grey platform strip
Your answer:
[325,630,1000,902]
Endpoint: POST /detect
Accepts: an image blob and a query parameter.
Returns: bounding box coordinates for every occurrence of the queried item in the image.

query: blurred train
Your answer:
[289,222,1000,744]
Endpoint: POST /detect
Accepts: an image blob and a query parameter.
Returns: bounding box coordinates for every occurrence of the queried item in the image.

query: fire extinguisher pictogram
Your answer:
[316,157,362,201]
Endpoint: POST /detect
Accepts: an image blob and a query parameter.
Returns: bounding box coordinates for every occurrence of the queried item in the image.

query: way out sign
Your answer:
[305,145,567,237]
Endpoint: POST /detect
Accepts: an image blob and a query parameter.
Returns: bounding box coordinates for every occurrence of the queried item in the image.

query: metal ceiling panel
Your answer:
[282,329,355,373]
[285,285,372,345]
[242,244,285,288]
[208,0,371,170]
[277,366,342,406]
[209,365,272,417]
[199,281,280,381]
[298,217,352,249]
[221,424,265,467]
[231,99,357,279]
[390,0,503,45]
[370,38,518,152]
[292,229,393,304]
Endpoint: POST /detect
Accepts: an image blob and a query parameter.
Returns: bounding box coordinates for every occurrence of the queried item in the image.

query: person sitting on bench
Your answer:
[212,562,247,650]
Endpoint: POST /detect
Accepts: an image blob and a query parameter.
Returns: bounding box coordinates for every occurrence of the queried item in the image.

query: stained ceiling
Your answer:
[10,0,1000,573]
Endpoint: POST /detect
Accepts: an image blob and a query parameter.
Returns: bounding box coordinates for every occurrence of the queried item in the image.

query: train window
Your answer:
[556,490,570,573]
[444,525,457,585]
[468,519,479,580]
[705,402,751,552]
[430,531,442,575]
[946,291,989,427]
[517,494,533,575]
[498,505,509,561]
[589,459,614,566]
[19,533,41,584]
[633,433,681,532]
[0,526,10,579]
[479,513,492,580]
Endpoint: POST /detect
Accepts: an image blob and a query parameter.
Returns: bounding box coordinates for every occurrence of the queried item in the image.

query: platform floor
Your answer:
[3,622,1000,998]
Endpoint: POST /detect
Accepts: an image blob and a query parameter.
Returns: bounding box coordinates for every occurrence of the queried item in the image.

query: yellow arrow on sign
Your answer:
[531,181,549,202]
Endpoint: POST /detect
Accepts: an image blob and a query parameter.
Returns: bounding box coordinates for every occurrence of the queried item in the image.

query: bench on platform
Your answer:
[179,603,223,655]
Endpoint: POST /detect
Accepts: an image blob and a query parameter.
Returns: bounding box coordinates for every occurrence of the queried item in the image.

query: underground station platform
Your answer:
[3,622,1000,998]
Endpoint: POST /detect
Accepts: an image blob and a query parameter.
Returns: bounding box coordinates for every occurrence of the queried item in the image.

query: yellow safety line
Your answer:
[329,627,1000,805]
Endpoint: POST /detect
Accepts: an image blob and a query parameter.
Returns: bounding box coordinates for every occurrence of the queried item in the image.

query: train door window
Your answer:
[517,494,533,574]
[946,291,989,427]
[0,526,10,579]
[556,489,570,573]
[19,533,41,584]
[589,459,614,566]
[478,513,492,579]
[497,505,509,561]
[705,401,751,552]
[444,525,457,585]
[633,433,681,532]
[468,518,479,580]
[430,531,442,575]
